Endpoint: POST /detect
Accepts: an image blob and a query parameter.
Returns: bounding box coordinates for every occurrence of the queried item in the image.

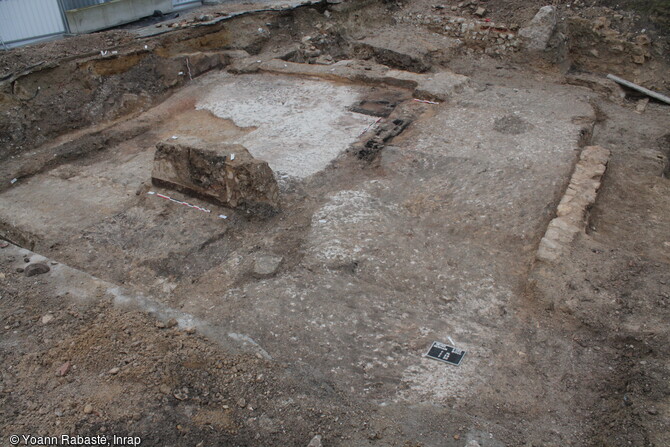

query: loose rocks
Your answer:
[24,263,50,277]
[252,253,283,277]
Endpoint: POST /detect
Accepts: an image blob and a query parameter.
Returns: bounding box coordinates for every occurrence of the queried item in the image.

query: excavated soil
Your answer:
[1,1,669,446]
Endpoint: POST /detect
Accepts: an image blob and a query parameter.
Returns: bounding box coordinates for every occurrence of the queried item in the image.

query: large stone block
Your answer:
[152,137,279,214]
[519,6,557,51]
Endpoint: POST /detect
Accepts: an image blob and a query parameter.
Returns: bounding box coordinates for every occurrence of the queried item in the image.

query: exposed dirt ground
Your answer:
[1,0,669,446]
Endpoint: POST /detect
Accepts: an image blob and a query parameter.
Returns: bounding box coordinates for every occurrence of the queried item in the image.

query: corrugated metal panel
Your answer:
[61,0,110,11]
[0,0,66,46]
[63,0,194,10]
[173,0,201,7]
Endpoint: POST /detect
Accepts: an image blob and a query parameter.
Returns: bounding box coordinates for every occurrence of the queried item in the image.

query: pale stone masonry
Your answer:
[537,145,610,262]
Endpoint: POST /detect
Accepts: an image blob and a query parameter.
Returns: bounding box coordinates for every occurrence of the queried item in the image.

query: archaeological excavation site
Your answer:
[1,0,669,445]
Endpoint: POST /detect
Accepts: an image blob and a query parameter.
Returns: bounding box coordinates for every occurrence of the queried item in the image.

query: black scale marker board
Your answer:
[425,341,466,366]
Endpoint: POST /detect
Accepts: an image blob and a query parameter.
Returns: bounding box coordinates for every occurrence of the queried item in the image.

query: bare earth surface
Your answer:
[1,0,669,446]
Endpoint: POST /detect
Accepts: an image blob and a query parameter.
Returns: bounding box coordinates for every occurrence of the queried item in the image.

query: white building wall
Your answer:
[0,0,66,48]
